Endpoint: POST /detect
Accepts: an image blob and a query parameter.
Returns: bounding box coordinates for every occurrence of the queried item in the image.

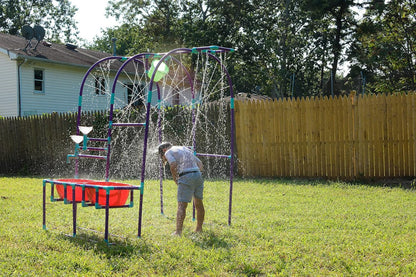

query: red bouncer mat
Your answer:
[55,179,94,202]
[85,181,131,207]
[55,179,131,207]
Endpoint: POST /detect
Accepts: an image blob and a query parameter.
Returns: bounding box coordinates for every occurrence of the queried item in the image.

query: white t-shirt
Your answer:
[165,146,201,174]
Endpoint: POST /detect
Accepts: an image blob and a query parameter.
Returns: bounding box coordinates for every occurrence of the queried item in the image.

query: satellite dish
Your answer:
[33,25,45,41]
[21,25,34,40]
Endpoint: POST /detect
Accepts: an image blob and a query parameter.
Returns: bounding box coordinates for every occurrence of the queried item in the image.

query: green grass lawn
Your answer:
[1,177,416,276]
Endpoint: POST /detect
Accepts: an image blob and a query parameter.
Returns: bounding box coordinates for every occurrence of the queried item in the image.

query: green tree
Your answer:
[351,0,416,94]
[0,0,78,43]
[96,0,381,98]
[91,24,147,55]
[261,0,317,97]
[300,0,358,96]
[105,0,182,53]
[180,0,259,94]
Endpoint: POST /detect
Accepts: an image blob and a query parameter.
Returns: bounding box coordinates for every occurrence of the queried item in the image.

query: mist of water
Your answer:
[71,50,233,181]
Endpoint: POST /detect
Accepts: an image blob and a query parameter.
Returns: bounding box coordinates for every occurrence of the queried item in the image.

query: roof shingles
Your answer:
[0,32,111,67]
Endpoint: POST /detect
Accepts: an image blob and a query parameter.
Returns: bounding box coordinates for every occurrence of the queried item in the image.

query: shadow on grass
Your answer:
[59,230,153,258]
[242,177,416,190]
[190,229,232,249]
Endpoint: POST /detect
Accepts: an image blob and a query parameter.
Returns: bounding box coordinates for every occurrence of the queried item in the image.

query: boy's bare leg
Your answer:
[175,201,188,235]
[194,198,205,232]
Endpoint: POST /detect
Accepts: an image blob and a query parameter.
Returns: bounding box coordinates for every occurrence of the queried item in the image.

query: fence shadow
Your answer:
[243,176,416,190]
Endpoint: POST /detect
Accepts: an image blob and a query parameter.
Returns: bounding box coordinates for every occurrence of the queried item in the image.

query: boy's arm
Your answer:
[169,161,179,184]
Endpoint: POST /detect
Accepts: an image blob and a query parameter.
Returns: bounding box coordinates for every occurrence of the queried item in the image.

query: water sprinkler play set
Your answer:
[42,46,236,243]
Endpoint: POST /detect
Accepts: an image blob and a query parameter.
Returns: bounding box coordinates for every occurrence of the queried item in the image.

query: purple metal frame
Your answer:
[76,56,125,178]
[143,46,236,225]
[44,55,150,241]
[110,53,157,237]
[45,46,235,241]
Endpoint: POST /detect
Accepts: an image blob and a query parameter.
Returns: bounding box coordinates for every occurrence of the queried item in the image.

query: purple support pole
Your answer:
[137,94,152,237]
[192,201,196,221]
[78,154,107,160]
[95,189,99,206]
[138,193,144,237]
[42,180,46,230]
[229,103,235,225]
[191,54,198,222]
[85,147,107,151]
[51,181,55,199]
[112,123,145,127]
[130,190,134,205]
[228,76,235,226]
[157,86,164,215]
[196,153,231,158]
[72,186,77,237]
[105,191,110,243]
[88,138,108,142]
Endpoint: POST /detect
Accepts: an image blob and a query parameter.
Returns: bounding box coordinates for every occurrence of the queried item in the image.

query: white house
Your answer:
[0,32,115,116]
[0,33,209,118]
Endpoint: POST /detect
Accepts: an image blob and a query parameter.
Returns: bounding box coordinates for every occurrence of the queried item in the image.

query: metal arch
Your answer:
[75,56,126,178]
[140,48,194,187]
[141,46,236,226]
[107,53,156,181]
[77,56,126,134]
[109,52,157,238]
[152,54,195,215]
[203,51,236,225]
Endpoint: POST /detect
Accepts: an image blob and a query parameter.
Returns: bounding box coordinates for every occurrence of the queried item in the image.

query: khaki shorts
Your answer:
[177,172,204,202]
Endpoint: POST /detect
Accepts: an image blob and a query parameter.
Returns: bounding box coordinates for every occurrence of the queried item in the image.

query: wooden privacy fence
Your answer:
[235,93,416,179]
[0,105,232,178]
[0,112,77,176]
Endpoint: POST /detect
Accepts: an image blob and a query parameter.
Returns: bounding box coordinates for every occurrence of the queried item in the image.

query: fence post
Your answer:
[350,90,359,178]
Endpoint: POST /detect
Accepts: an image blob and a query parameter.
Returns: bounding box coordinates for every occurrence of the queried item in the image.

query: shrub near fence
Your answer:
[235,93,416,179]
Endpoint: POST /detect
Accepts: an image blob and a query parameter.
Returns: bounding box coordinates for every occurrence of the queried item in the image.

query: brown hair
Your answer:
[157,142,172,157]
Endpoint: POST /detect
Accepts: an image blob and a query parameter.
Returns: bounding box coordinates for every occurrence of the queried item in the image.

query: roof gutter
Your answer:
[12,53,94,70]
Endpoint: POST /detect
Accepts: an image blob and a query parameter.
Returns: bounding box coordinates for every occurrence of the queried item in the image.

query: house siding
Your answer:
[151,86,194,107]
[0,53,18,117]
[1,50,195,117]
[81,74,128,112]
[19,61,128,115]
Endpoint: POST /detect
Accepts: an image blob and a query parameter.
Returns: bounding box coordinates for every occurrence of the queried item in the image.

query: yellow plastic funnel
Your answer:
[147,60,169,82]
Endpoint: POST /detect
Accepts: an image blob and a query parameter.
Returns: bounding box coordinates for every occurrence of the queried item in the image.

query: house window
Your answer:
[95,77,106,95]
[34,69,44,92]
[127,83,144,107]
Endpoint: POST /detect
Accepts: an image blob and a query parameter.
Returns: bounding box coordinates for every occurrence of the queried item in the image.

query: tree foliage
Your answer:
[3,0,415,97]
[350,0,416,94]
[98,0,368,97]
[2,0,410,97]
[0,0,78,43]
